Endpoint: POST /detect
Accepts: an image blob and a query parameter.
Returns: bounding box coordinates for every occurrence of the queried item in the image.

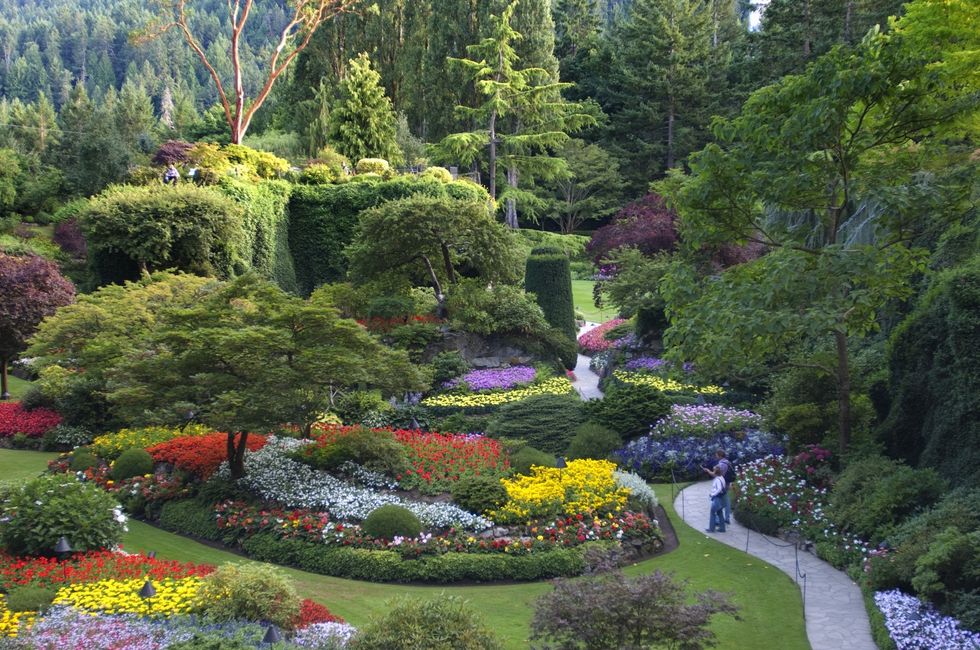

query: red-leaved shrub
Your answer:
[53,219,88,257]
[147,432,267,478]
[586,194,678,264]
[0,402,62,437]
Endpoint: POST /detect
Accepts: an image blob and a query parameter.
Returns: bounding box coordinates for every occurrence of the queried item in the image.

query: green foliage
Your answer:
[525,248,577,340]
[300,163,342,184]
[1,473,126,555]
[158,499,223,541]
[49,424,94,450]
[194,563,302,630]
[4,585,57,612]
[355,158,393,176]
[567,422,622,460]
[486,394,585,454]
[602,249,670,340]
[287,177,489,294]
[110,448,154,481]
[827,455,947,544]
[297,427,409,478]
[536,139,626,234]
[389,322,442,361]
[508,445,557,476]
[350,596,503,650]
[585,383,671,439]
[430,351,469,385]
[329,53,402,165]
[447,281,548,336]
[335,391,395,426]
[451,475,509,515]
[189,143,290,181]
[362,504,423,541]
[68,448,99,472]
[880,256,980,486]
[420,167,453,183]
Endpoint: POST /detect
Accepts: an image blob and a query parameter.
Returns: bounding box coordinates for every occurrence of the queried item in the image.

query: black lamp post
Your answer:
[138,580,157,599]
[262,624,282,645]
[54,536,72,581]
[555,456,567,481]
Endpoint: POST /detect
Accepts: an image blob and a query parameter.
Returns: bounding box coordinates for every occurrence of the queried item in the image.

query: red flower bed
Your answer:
[148,432,267,478]
[577,318,628,354]
[215,501,330,543]
[310,424,508,493]
[357,314,443,333]
[0,550,214,590]
[0,401,61,437]
[292,599,345,629]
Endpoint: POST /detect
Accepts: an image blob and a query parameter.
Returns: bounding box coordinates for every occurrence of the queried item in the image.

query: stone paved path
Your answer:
[571,322,603,400]
[675,481,876,650]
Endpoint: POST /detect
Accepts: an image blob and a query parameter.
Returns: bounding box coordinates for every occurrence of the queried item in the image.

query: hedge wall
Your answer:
[288,177,490,294]
[525,247,576,340]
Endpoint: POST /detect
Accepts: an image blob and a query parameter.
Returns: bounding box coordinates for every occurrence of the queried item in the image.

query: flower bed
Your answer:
[874,589,980,650]
[443,366,536,391]
[615,430,784,482]
[577,319,627,354]
[148,432,267,479]
[53,576,205,617]
[91,425,213,461]
[420,375,574,411]
[0,595,35,638]
[651,404,764,438]
[612,370,725,395]
[0,402,61,438]
[0,551,213,591]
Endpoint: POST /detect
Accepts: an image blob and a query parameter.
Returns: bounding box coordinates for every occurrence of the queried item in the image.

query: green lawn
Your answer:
[572,279,615,323]
[4,376,33,400]
[0,450,808,650]
[0,448,58,486]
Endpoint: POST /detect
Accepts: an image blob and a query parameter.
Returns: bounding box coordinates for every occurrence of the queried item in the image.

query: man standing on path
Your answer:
[706,466,727,533]
[704,449,732,524]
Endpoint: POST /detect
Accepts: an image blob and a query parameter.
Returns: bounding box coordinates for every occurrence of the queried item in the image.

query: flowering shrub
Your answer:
[613,370,725,395]
[293,621,358,648]
[613,471,659,511]
[0,551,213,591]
[229,437,491,529]
[577,319,628,354]
[651,404,764,439]
[91,425,212,461]
[0,402,61,438]
[52,577,205,617]
[492,460,630,523]
[443,366,537,391]
[420,376,574,410]
[874,589,980,650]
[615,430,785,481]
[148,432,267,479]
[789,444,835,489]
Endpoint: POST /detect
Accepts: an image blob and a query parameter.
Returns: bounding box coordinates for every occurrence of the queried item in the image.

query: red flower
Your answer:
[0,402,61,437]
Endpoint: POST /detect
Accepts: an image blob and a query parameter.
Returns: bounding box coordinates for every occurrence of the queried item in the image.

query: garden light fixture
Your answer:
[139,580,157,599]
[262,624,282,644]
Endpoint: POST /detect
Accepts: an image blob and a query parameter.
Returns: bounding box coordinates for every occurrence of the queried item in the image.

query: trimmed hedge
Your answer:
[241,533,586,583]
[288,177,489,294]
[158,499,223,541]
[525,247,577,341]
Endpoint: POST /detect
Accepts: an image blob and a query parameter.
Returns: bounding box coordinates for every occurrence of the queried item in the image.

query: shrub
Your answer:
[446,281,549,337]
[68,448,99,471]
[194,563,301,630]
[492,459,629,523]
[430,351,469,385]
[420,166,453,183]
[567,422,623,460]
[389,322,442,361]
[158,499,224,541]
[335,391,394,426]
[52,219,87,257]
[531,570,737,650]
[362,504,422,541]
[486,394,585,454]
[828,455,947,544]
[1,474,126,555]
[616,430,786,482]
[48,424,93,449]
[349,596,502,650]
[355,158,391,175]
[110,447,154,481]
[297,426,410,478]
[585,383,671,439]
[451,475,509,515]
[509,446,557,475]
[585,193,678,264]
[301,163,341,184]
[4,585,57,612]
[525,247,576,340]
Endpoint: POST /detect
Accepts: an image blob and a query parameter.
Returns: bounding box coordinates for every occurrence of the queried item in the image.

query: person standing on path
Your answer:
[703,449,732,524]
[706,466,727,533]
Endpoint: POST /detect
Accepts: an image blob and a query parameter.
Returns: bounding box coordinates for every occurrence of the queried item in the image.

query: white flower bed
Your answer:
[222,437,492,531]
[613,470,659,510]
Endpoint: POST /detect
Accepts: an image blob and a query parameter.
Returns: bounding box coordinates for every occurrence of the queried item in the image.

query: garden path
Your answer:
[571,322,604,400]
[675,481,877,650]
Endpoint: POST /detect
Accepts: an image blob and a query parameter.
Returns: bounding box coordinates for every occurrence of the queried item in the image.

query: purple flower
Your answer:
[615,430,785,481]
[624,356,669,371]
[874,590,980,650]
[443,366,536,392]
[652,404,764,439]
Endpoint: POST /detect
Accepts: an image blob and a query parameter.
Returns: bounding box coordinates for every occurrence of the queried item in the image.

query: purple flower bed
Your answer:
[874,589,980,650]
[443,366,537,392]
[652,404,764,439]
[9,607,190,649]
[293,621,357,648]
[615,430,785,481]
[624,356,669,371]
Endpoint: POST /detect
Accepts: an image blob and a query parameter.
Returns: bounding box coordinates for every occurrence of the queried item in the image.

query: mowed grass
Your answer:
[571,279,615,323]
[1,449,808,649]
[0,448,58,486]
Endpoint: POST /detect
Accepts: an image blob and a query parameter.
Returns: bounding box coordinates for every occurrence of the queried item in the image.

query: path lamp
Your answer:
[556,456,567,481]
[262,623,283,645]
[138,580,157,599]
[54,536,72,582]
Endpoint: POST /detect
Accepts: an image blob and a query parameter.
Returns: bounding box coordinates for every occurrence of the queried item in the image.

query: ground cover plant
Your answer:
[420,375,574,411]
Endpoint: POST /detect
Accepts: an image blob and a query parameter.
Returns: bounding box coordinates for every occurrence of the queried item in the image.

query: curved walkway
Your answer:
[674,482,876,650]
[571,322,604,400]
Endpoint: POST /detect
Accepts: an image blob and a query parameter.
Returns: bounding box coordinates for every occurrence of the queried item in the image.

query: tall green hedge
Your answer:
[525,246,577,340]
[880,256,980,486]
[288,177,489,294]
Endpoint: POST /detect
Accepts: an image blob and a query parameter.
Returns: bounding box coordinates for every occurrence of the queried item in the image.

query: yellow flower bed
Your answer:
[613,370,725,395]
[91,425,212,459]
[421,376,574,409]
[0,596,35,638]
[492,459,630,523]
[53,577,204,617]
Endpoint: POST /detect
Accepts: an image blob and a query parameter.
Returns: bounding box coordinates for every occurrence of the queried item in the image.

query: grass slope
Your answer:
[0,449,808,649]
[571,279,615,323]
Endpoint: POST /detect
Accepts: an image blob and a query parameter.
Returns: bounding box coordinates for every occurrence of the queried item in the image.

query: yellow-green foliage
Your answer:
[91,425,212,460]
[491,459,630,523]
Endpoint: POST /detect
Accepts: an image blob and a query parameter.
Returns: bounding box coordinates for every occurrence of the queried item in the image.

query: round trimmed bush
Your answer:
[355,158,391,175]
[567,422,623,460]
[509,446,557,476]
[69,448,99,472]
[1,473,126,555]
[362,504,422,541]
[420,166,453,183]
[194,563,301,630]
[451,475,508,515]
[110,447,154,481]
[486,394,585,454]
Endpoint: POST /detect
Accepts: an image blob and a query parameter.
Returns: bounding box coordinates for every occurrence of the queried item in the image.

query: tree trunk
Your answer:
[228,431,249,479]
[834,330,852,454]
[488,109,498,200]
[666,102,676,170]
[843,0,854,44]
[505,165,519,229]
[440,243,457,284]
[1,356,9,400]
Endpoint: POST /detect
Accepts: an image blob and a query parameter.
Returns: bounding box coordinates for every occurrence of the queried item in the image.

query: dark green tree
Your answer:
[525,247,577,340]
[327,53,402,164]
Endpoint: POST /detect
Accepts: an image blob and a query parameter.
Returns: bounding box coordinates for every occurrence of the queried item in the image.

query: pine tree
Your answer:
[116,79,156,156]
[327,53,402,164]
[9,93,60,157]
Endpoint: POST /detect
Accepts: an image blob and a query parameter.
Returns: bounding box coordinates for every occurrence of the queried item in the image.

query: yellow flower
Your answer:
[612,370,725,395]
[421,376,574,408]
[52,577,206,617]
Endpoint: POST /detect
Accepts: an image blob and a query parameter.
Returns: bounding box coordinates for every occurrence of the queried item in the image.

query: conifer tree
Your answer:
[327,53,402,164]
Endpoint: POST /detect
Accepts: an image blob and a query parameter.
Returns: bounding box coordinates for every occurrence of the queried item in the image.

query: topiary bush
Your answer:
[586,383,671,439]
[525,247,577,341]
[349,596,503,650]
[1,474,126,555]
[451,475,509,515]
[355,158,391,175]
[420,166,453,183]
[486,394,585,454]
[362,504,422,541]
[509,446,558,476]
[567,422,623,460]
[110,447,154,481]
[194,563,302,630]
